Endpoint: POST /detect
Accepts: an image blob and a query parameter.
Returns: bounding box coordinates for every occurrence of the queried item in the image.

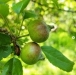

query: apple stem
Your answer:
[38,53,45,61]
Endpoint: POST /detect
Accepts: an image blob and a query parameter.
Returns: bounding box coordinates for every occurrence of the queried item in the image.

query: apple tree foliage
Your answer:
[0,0,75,75]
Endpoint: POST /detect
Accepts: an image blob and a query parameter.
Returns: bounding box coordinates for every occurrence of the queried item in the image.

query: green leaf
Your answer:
[0,4,9,17]
[0,45,12,60]
[41,46,74,72]
[2,57,23,75]
[52,0,59,8]
[23,10,37,19]
[41,0,48,6]
[12,0,30,14]
[0,33,11,45]
[0,0,10,4]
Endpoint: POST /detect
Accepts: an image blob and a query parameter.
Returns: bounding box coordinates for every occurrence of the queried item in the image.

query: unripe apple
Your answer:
[27,19,49,43]
[20,42,42,65]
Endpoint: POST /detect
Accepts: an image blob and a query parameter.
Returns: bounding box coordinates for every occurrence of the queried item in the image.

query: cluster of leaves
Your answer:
[0,0,75,75]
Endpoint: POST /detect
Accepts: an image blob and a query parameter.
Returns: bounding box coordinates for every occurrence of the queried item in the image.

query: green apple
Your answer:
[27,19,49,43]
[20,42,42,65]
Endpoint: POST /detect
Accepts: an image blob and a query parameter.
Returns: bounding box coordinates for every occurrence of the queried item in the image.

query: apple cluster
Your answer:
[20,19,49,65]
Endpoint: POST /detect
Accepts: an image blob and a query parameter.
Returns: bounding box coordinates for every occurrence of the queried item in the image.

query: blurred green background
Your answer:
[0,0,76,75]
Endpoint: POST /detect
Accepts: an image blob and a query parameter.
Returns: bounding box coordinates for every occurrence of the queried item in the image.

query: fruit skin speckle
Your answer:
[28,19,49,43]
[20,42,41,65]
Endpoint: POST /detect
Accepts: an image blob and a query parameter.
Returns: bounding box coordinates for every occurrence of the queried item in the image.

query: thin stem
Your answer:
[17,34,29,39]
[18,18,24,36]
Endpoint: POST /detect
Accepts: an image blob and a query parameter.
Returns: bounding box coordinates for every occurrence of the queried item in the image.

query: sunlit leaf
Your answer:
[23,10,37,19]
[2,57,23,75]
[12,0,30,14]
[0,4,9,17]
[41,46,74,72]
[0,45,12,60]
